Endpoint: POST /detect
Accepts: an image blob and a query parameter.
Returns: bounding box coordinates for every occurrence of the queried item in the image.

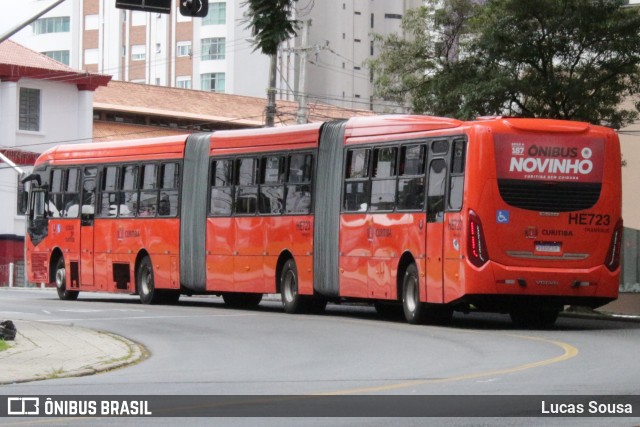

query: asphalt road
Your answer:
[1,288,640,427]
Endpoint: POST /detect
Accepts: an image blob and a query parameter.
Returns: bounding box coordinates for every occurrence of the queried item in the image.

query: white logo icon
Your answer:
[7,397,40,415]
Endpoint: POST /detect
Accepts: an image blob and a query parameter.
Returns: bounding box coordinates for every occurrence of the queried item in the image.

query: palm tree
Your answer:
[244,0,299,126]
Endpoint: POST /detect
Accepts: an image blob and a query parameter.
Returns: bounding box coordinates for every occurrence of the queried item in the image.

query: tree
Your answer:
[370,0,640,128]
[243,0,299,126]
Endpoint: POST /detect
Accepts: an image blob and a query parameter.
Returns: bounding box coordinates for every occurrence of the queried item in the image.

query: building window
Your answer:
[201,73,225,93]
[385,13,402,20]
[19,88,40,132]
[131,45,146,61]
[203,2,226,25]
[32,16,70,34]
[176,41,192,57]
[43,50,69,65]
[132,11,146,26]
[85,48,99,65]
[177,76,191,89]
[85,14,99,30]
[202,37,225,60]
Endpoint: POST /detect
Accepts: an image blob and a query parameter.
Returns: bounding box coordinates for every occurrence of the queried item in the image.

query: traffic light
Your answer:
[115,0,171,14]
[180,0,208,18]
[115,0,209,17]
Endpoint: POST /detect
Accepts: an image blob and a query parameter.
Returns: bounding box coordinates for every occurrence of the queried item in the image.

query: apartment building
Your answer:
[8,1,421,110]
[10,0,271,98]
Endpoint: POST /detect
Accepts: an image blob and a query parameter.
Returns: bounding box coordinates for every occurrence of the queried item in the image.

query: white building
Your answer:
[0,40,110,284]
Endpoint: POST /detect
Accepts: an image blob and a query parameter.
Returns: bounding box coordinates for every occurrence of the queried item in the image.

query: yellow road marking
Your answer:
[317,332,578,395]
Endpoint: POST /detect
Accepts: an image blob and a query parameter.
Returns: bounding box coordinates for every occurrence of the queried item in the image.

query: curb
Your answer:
[560,310,640,323]
[0,323,148,385]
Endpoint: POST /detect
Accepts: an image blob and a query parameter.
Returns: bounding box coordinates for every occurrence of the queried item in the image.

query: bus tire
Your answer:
[54,257,79,301]
[137,256,159,305]
[402,263,426,324]
[510,306,560,329]
[222,293,263,309]
[281,259,307,314]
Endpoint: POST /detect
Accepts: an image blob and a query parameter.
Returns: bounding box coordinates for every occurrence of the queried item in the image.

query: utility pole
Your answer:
[265,55,277,127]
[296,20,311,125]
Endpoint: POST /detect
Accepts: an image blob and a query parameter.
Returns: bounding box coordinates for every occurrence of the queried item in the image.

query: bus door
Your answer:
[80,167,97,287]
[425,144,448,303]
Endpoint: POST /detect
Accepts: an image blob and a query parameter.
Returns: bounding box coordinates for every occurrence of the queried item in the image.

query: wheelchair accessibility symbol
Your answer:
[496,210,510,224]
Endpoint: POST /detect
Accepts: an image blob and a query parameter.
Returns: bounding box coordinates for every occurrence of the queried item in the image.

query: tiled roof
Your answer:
[0,40,110,90]
[94,80,373,127]
[93,121,190,142]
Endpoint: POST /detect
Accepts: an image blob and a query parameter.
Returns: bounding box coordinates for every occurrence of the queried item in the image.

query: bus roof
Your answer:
[35,134,189,166]
[344,115,464,138]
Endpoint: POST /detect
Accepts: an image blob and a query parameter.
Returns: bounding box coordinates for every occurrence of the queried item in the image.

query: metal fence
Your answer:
[0,261,24,287]
[622,227,640,292]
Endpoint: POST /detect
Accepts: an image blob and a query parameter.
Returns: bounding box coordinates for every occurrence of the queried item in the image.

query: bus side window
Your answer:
[259,156,285,215]
[63,168,80,218]
[81,167,97,223]
[159,162,180,217]
[210,159,233,216]
[234,158,258,215]
[119,165,139,217]
[448,139,466,211]
[427,158,447,223]
[48,169,64,218]
[138,164,158,217]
[397,145,426,211]
[343,148,371,212]
[98,166,119,218]
[370,146,397,212]
[286,153,313,214]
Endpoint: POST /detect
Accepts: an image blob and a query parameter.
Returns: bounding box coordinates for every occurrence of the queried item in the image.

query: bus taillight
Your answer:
[468,210,489,267]
[605,220,623,272]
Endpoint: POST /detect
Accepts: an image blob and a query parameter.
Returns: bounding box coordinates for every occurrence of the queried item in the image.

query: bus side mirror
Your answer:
[179,0,208,17]
[22,173,41,186]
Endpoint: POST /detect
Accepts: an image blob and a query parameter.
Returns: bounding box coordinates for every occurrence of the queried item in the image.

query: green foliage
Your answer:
[370,0,640,128]
[0,340,8,352]
[243,0,299,56]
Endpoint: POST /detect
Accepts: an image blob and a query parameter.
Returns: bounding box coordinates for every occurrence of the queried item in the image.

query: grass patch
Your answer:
[0,339,8,352]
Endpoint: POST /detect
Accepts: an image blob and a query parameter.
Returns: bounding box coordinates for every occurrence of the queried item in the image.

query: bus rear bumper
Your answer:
[451,261,619,309]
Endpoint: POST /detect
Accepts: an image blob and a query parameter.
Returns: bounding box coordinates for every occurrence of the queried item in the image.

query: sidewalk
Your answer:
[596,292,640,317]
[0,320,146,385]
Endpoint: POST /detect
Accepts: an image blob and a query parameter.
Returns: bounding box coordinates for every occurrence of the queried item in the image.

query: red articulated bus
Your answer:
[24,115,622,327]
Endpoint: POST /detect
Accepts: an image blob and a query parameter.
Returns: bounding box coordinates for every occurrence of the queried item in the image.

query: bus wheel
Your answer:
[137,256,159,305]
[281,259,307,314]
[54,257,79,301]
[510,306,560,329]
[402,264,425,324]
[222,293,263,309]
